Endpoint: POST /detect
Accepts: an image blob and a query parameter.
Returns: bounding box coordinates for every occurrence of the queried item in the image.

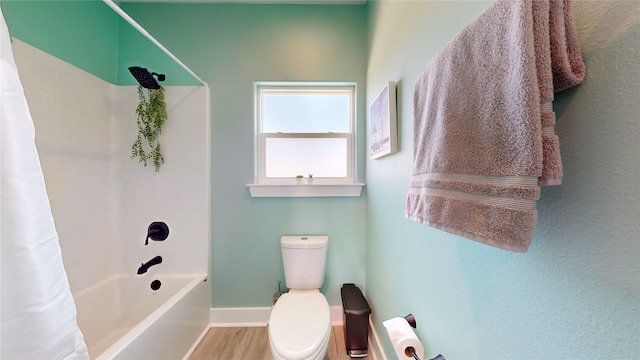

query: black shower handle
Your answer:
[145,222,169,245]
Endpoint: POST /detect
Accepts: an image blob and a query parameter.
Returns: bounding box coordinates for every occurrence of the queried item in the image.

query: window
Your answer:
[255,82,356,185]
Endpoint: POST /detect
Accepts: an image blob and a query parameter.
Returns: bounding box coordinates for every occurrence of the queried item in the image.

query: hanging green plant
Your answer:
[131,85,167,172]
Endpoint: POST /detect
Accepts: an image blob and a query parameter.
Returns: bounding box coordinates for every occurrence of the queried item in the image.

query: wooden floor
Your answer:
[189,326,352,360]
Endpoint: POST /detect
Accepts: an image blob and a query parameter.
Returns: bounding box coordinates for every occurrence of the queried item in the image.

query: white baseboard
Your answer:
[210,307,271,327]
[368,321,387,360]
[210,306,344,327]
[330,306,344,326]
[209,307,386,359]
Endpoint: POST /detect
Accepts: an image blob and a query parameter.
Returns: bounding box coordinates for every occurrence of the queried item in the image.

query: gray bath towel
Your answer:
[406,0,585,252]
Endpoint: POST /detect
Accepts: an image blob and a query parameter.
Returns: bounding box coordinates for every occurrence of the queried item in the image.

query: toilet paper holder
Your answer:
[407,348,445,360]
[399,314,445,360]
[404,313,417,328]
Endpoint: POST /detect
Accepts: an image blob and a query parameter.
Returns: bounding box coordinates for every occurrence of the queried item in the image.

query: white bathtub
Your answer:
[74,273,210,359]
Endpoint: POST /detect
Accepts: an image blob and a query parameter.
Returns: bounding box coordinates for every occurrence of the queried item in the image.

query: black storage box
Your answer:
[341,283,371,358]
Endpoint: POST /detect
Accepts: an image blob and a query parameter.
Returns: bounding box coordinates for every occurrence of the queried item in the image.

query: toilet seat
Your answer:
[269,290,331,360]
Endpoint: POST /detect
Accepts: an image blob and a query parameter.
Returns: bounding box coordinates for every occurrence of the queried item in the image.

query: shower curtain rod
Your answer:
[102,0,208,88]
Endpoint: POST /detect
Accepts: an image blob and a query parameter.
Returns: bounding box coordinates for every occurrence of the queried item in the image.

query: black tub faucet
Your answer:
[137,256,162,274]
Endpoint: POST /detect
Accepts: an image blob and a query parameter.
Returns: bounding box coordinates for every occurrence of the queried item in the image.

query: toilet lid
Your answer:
[269,291,330,360]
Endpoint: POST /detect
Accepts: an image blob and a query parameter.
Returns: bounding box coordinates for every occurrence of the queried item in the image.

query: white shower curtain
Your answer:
[1,9,89,360]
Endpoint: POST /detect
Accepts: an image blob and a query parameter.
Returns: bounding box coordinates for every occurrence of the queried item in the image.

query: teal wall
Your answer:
[119,3,368,307]
[1,0,120,83]
[115,14,200,86]
[365,1,639,359]
[1,0,198,86]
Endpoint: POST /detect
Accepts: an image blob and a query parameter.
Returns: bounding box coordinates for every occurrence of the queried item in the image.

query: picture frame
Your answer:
[369,81,397,159]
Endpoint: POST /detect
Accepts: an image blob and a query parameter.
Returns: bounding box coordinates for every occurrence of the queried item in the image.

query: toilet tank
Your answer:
[281,236,328,290]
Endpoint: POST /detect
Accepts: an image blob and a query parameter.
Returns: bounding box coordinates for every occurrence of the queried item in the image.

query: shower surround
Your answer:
[12,39,210,357]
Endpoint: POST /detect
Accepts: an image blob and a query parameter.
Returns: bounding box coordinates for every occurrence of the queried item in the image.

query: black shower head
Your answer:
[128,66,165,90]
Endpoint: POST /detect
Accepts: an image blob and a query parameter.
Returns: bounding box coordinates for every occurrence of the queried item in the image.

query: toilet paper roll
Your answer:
[383,317,425,359]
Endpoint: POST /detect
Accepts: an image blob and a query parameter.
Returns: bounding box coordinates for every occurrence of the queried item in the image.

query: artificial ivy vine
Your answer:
[131,85,167,172]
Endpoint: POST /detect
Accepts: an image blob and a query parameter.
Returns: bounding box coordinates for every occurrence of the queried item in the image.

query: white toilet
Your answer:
[268,236,331,360]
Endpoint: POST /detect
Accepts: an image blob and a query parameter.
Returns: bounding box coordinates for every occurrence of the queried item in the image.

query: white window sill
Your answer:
[246,183,365,198]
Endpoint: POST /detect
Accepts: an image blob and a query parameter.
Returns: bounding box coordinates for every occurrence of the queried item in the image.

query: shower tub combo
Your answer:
[74,273,210,359]
[7,0,213,357]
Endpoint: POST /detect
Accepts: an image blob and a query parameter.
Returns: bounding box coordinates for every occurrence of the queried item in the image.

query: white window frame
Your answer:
[247,82,364,197]
[256,82,356,185]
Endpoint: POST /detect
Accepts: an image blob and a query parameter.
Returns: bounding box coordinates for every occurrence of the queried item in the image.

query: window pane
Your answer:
[262,92,350,133]
[265,138,347,177]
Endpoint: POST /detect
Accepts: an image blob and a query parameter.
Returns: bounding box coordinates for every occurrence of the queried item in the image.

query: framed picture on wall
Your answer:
[369,81,397,160]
